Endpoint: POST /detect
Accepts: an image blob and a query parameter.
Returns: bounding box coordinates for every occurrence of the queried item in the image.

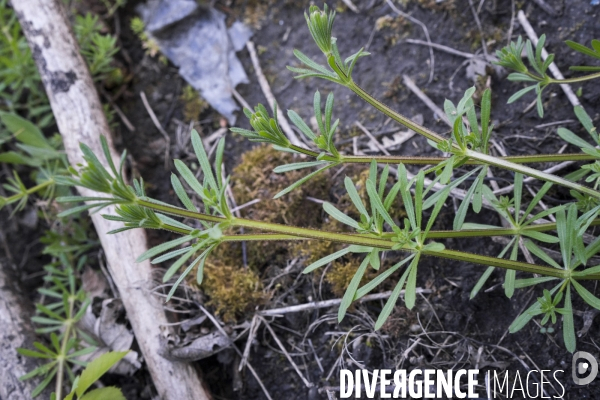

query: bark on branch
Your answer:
[12,1,211,398]
[0,262,52,399]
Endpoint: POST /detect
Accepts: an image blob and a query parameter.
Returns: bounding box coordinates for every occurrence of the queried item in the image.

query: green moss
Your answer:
[202,260,268,322]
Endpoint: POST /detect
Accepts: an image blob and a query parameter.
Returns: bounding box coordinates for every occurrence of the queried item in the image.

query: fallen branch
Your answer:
[259,289,432,316]
[0,262,52,399]
[12,1,210,398]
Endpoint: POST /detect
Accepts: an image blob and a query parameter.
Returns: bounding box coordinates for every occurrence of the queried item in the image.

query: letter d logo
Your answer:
[572,351,598,385]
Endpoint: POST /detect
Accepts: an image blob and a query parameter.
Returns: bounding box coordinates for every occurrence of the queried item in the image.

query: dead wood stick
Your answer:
[12,1,210,398]
[246,41,302,147]
[0,262,53,399]
[340,0,359,13]
[258,289,432,316]
[517,10,580,107]
[355,121,391,155]
[405,39,476,59]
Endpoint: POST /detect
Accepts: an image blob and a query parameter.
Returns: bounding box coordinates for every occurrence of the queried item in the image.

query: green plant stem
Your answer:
[549,71,600,84]
[347,81,450,144]
[137,199,600,280]
[1,179,54,205]
[164,218,600,240]
[345,80,600,199]
[288,144,595,165]
[55,296,75,400]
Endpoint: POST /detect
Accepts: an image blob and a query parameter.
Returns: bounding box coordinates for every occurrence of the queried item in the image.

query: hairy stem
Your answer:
[137,199,600,279]
[289,145,595,165]
[1,179,54,205]
[550,71,600,84]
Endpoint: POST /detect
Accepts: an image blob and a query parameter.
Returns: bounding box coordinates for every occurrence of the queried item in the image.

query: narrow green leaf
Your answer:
[423,168,479,210]
[521,230,559,244]
[174,159,204,197]
[366,180,398,232]
[565,40,600,59]
[453,177,478,231]
[166,247,212,301]
[470,266,495,299]
[374,260,413,330]
[355,255,415,300]
[171,174,197,212]
[563,285,576,353]
[573,105,596,139]
[404,255,421,309]
[287,110,317,140]
[480,89,491,145]
[303,247,353,273]
[521,181,553,224]
[514,276,557,288]
[314,91,325,136]
[574,264,600,277]
[338,257,370,322]
[422,242,445,252]
[293,49,332,75]
[557,128,595,150]
[504,240,519,298]
[369,248,380,270]
[466,99,479,138]
[325,92,334,133]
[398,164,416,229]
[323,202,361,230]
[273,161,327,173]
[156,214,193,231]
[273,164,333,199]
[344,177,369,217]
[136,235,193,263]
[415,171,424,229]
[32,368,57,397]
[378,165,390,198]
[151,246,192,264]
[191,130,217,191]
[80,387,126,400]
[215,137,225,188]
[472,167,487,213]
[524,240,562,269]
[507,85,536,103]
[572,280,600,311]
[513,173,523,221]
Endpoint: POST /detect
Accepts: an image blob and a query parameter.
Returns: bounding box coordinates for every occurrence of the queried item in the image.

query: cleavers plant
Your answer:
[59,4,600,352]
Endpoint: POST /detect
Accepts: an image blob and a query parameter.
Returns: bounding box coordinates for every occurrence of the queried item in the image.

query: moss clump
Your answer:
[232,144,329,226]
[325,258,383,298]
[180,85,208,122]
[203,260,268,322]
[231,145,330,266]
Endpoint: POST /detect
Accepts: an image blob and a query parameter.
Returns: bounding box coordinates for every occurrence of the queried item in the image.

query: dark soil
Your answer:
[3,0,600,399]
